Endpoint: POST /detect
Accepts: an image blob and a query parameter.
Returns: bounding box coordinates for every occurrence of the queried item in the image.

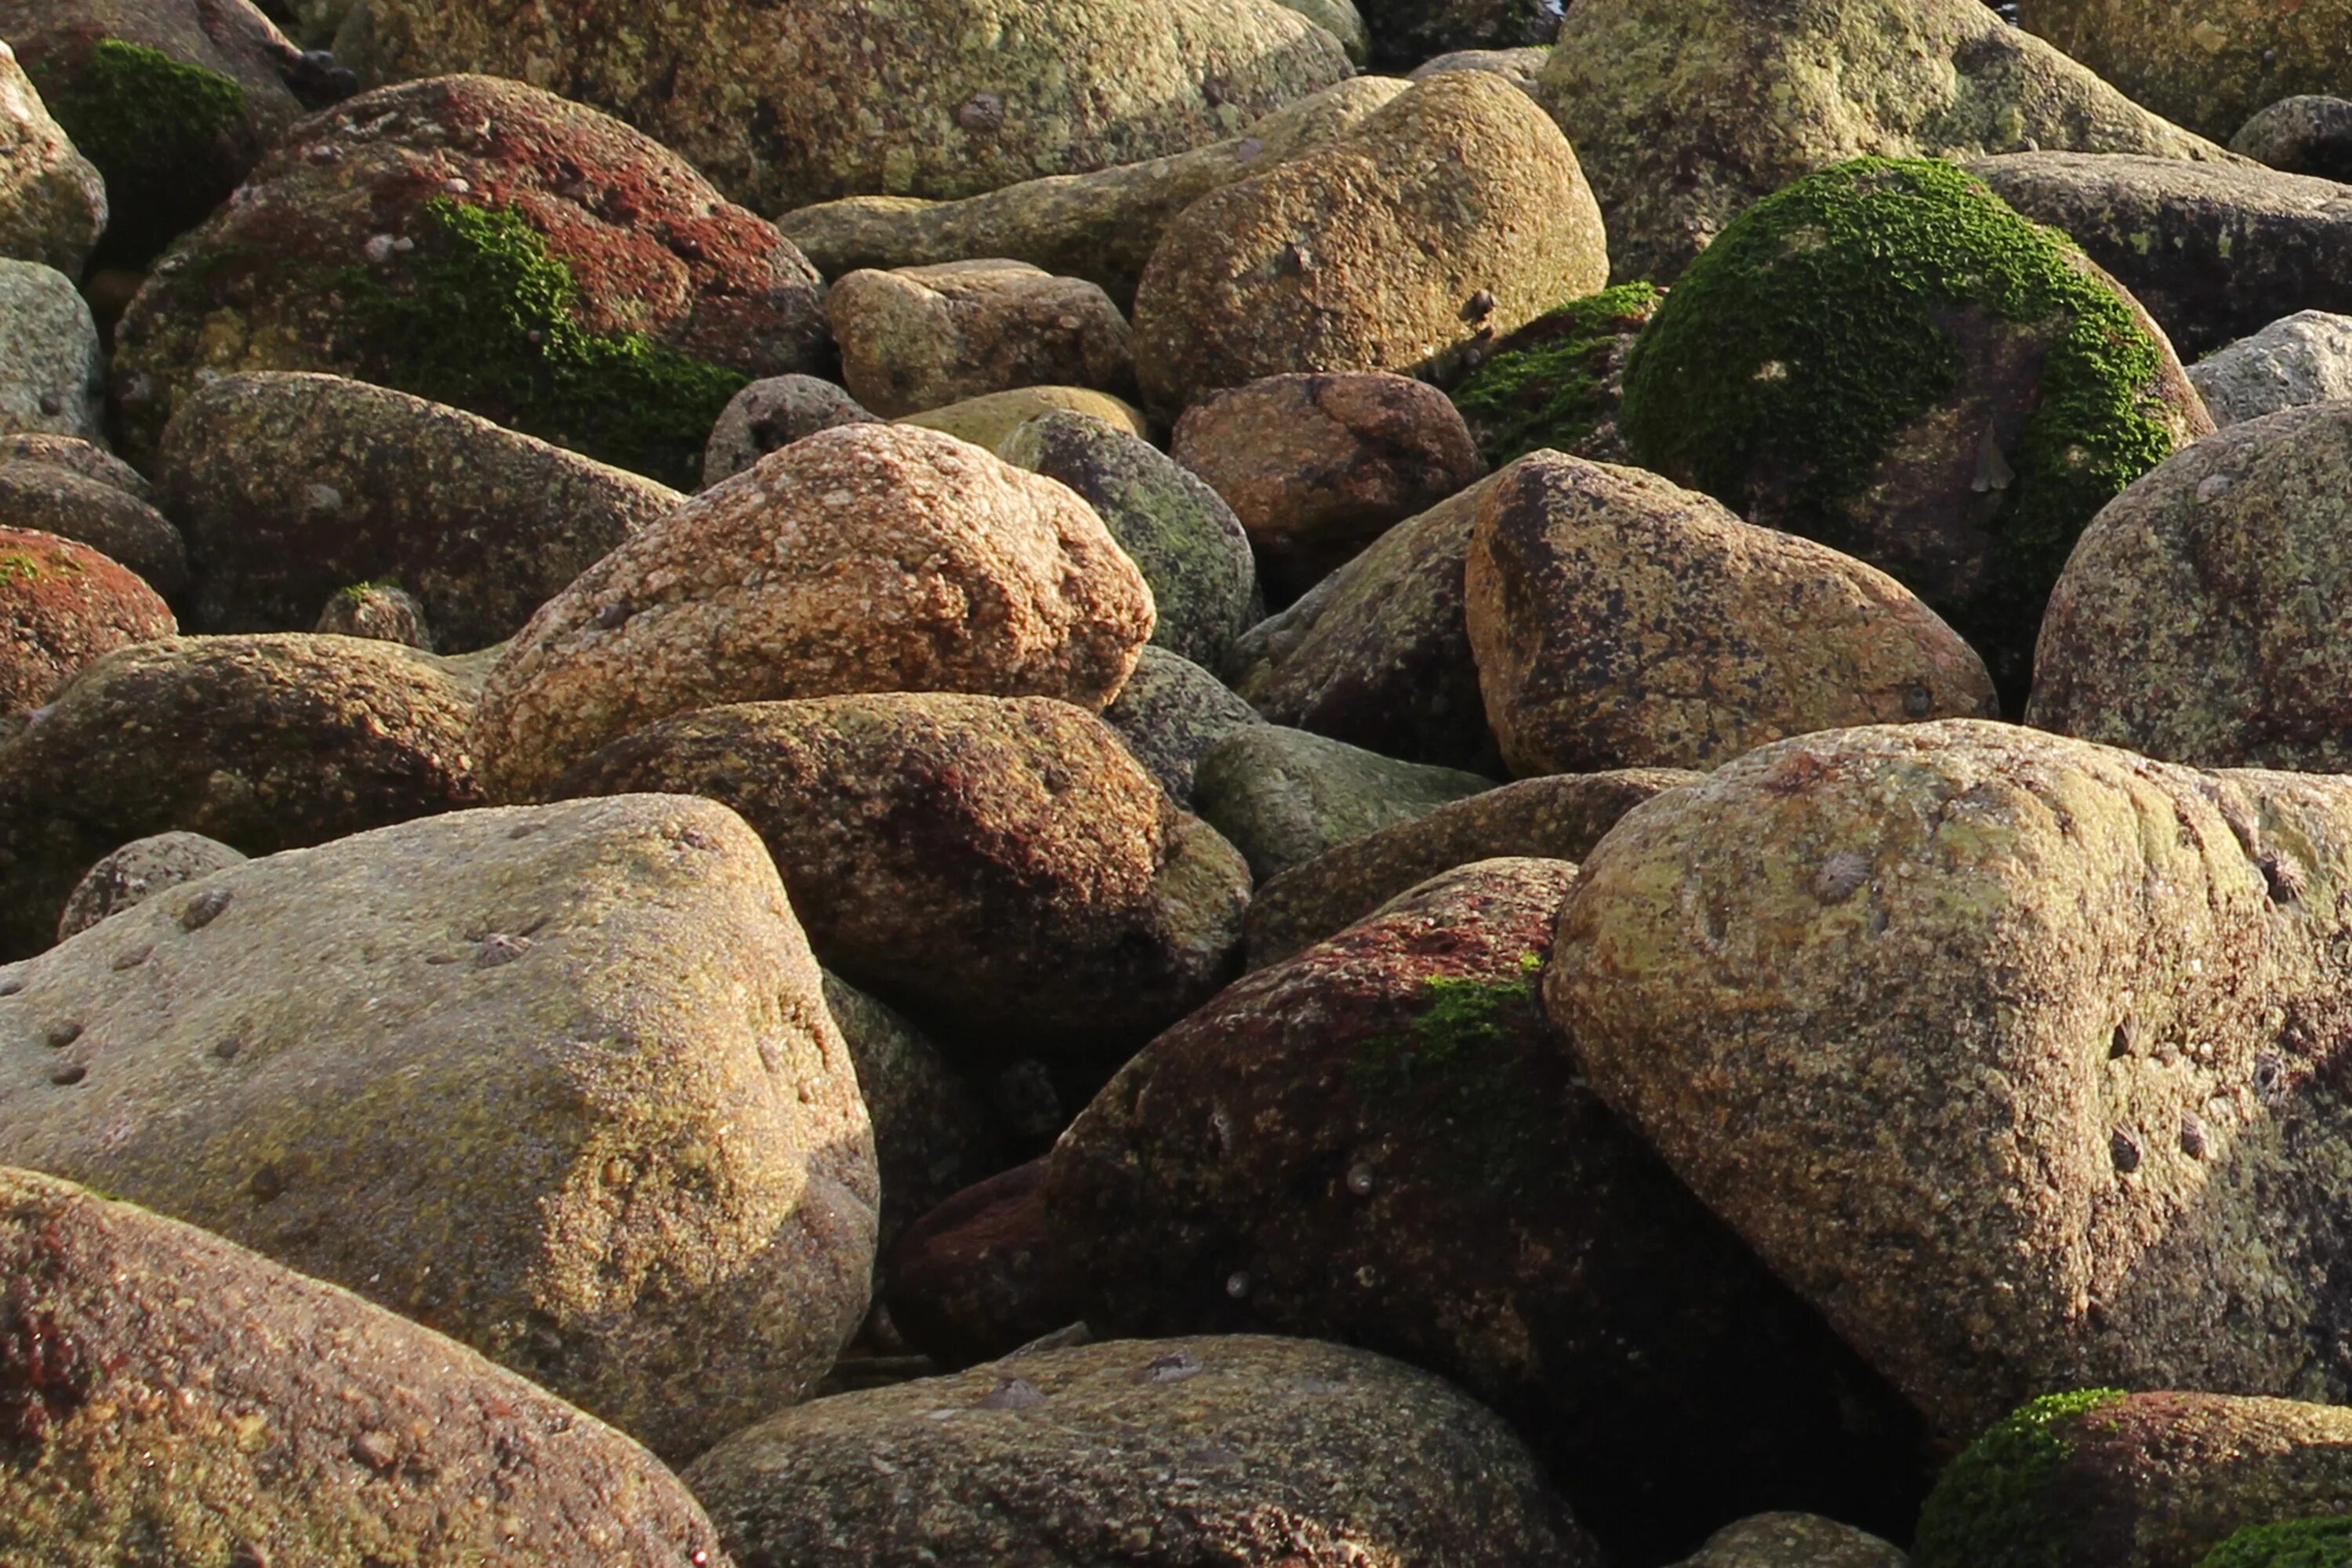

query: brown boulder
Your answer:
[0,459,184,596]
[827,260,1136,419]
[0,527,173,713]
[883,1159,1082,1367]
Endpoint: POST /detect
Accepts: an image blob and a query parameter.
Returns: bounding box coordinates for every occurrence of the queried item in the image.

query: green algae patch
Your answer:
[342,199,746,489]
[34,38,244,180]
[1350,957,1542,1094]
[1450,282,1661,466]
[2201,1519,2352,1568]
[1910,1387,2128,1568]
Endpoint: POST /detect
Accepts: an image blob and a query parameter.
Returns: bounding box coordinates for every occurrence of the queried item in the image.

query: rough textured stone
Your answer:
[1133,71,1608,418]
[1045,860,1929,1563]
[700,374,877,490]
[1973,153,2352,361]
[1467,452,1998,776]
[2187,311,2352,426]
[1362,0,1559,69]
[1272,0,1369,62]
[1617,157,2212,706]
[0,460,183,596]
[895,385,1149,449]
[1548,719,2352,1438]
[110,73,829,485]
[54,828,245,938]
[1000,410,1257,670]
[1535,0,2236,285]
[471,423,1153,803]
[684,1334,1601,1568]
[2017,0,2352,146]
[1674,1514,1909,1568]
[551,693,1250,1059]
[777,77,1409,310]
[2231,96,2352,183]
[1101,644,1265,806]
[347,0,1352,216]
[1446,282,1661,468]
[0,633,481,959]
[160,372,683,651]
[1225,474,1504,774]
[1410,44,1554,88]
[2030,400,2352,771]
[0,42,106,276]
[0,793,877,1460]
[828,260,1134,419]
[0,261,100,442]
[0,1166,735,1567]
[0,434,150,500]
[1174,372,1486,603]
[883,1158,1081,1367]
[1192,723,1494,880]
[314,579,432,648]
[0,527,175,713]
[1243,767,1695,967]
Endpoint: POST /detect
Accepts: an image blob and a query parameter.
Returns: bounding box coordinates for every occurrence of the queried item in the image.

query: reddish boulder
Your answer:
[0,526,172,713]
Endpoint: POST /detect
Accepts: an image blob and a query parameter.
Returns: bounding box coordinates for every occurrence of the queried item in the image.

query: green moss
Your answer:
[1348,953,1555,1187]
[1911,1388,2129,1568]
[1451,282,1663,466]
[34,38,244,178]
[2200,1519,2352,1568]
[1617,158,2180,705]
[0,551,44,586]
[339,199,745,489]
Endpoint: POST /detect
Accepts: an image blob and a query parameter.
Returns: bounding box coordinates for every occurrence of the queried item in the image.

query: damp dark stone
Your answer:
[42,1022,81,1050]
[1904,683,1934,717]
[49,1064,85,1086]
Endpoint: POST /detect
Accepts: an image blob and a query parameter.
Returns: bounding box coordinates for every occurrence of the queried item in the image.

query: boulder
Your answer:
[0,459,185,596]
[683,1335,1600,1568]
[0,633,481,959]
[0,261,100,442]
[0,1167,733,1567]
[550,693,1250,1058]
[1174,371,1486,603]
[1466,452,1998,776]
[1101,644,1265,806]
[1672,1515,1909,1568]
[1044,859,1929,1563]
[1534,0,2235,285]
[1000,409,1257,670]
[470,423,1154,802]
[2231,96,2352,183]
[882,1159,1081,1367]
[2015,0,2352,145]
[0,793,878,1460]
[1617,157,2211,704]
[54,828,245,938]
[700,374,876,489]
[2187,311,2352,426]
[0,527,175,713]
[159,372,682,650]
[347,0,1352,216]
[1548,720,2352,1438]
[0,434,151,500]
[1410,44,1554,88]
[0,42,106,276]
[1192,722,1494,880]
[827,260,1134,419]
[314,579,431,648]
[1133,71,1607,417]
[1359,0,1561,70]
[2202,1520,2352,1568]
[895,385,1149,449]
[1447,282,1661,468]
[110,73,829,485]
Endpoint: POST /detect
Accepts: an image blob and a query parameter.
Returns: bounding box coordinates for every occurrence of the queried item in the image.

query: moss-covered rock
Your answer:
[0,459,183,596]
[314,579,431,648]
[827,260,1135,419]
[0,42,107,278]
[1192,722,1494,880]
[2017,0,2352,147]
[110,73,829,483]
[1617,156,2210,705]
[0,526,173,713]
[1449,282,1661,467]
[2205,1519,2352,1568]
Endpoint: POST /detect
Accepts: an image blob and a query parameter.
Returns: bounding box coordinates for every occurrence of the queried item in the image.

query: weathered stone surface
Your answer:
[0,527,174,713]
[828,260,1134,419]
[471,423,1152,803]
[1535,0,2234,285]
[1000,410,1257,670]
[2187,311,2352,426]
[2017,0,2352,146]
[684,1334,1601,1568]
[777,77,1409,310]
[0,434,150,500]
[1272,0,1369,62]
[0,261,100,442]
[1174,372,1486,603]
[883,1158,1080,1367]
[160,372,682,651]
[2030,400,2352,771]
[1446,282,1660,468]
[1192,722,1494,880]
[348,0,1352,216]
[1467,452,1998,776]
[1045,859,1929,1563]
[111,73,829,485]
[54,827,245,938]
[314,579,432,648]
[0,793,878,1459]
[0,42,105,276]
[0,460,183,596]
[1362,0,1559,70]
[551,693,1250,1058]
[1674,1514,1909,1568]
[2231,96,2352,183]
[1914,1391,2352,1568]
[1101,644,1265,806]
[1133,71,1607,417]
[1618,158,2211,705]
[1548,720,2352,1438]
[1244,767,1695,967]
[700,374,877,489]
[0,1166,736,1567]
[896,385,1149,449]
[1973,153,2352,361]
[1225,474,1504,773]
[0,633,481,959]
[1410,44,1553,88]
[2201,1519,2352,1568]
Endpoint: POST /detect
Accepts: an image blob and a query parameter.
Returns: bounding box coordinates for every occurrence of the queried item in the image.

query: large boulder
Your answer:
[1132,71,1608,417]
[1534,0,2236,285]
[895,384,1148,450]
[1548,720,2352,1438]
[345,0,1352,216]
[2187,310,2352,426]
[0,260,101,442]
[551,693,1250,1059]
[1617,157,2211,704]
[684,1335,1600,1568]
[0,42,107,276]
[826,260,1135,419]
[0,1167,734,1567]
[0,633,481,959]
[0,459,185,596]
[1191,722,1494,880]
[159,372,682,650]
[699,373,877,489]
[2231,96,2352,182]
[0,526,175,712]
[1044,858,1930,1563]
[1466,452,1997,775]
[2016,0,2352,146]
[0,793,878,1459]
[111,73,829,485]
[1448,282,1663,468]
[470,423,1154,802]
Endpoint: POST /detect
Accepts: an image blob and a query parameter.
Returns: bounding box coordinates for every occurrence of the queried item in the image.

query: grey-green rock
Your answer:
[2230,96,2352,182]
[700,374,878,489]
[0,458,185,596]
[0,260,100,441]
[54,828,245,938]
[1101,644,1266,806]
[1192,721,1494,880]
[2187,310,2352,426]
